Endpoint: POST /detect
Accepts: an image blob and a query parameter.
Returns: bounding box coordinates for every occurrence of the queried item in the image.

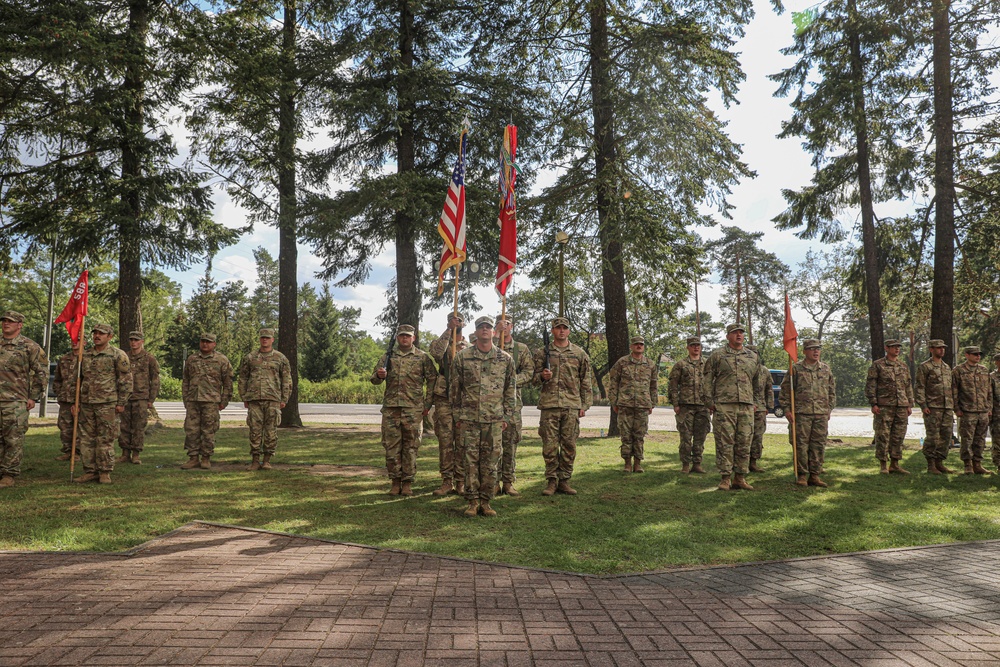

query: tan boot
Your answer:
[717,475,731,491]
[632,460,644,473]
[889,459,910,475]
[926,458,941,475]
[98,472,112,484]
[130,451,142,465]
[879,460,889,474]
[73,472,98,483]
[400,481,413,496]
[454,481,465,495]
[261,454,272,470]
[937,460,955,474]
[464,499,480,517]
[973,461,990,475]
[502,482,519,497]
[432,479,454,496]
[681,462,691,474]
[0,475,14,488]
[199,457,211,469]
[541,478,558,496]
[691,463,705,474]
[808,474,828,488]
[55,453,72,461]
[116,452,130,463]
[248,455,261,471]
[748,459,763,473]
[181,456,200,470]
[732,474,754,490]
[623,456,633,473]
[389,479,401,495]
[557,480,577,495]
[480,501,497,517]
[964,460,974,474]
[795,474,808,487]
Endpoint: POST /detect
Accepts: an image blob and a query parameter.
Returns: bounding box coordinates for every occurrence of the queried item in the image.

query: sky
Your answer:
[163,0,865,337]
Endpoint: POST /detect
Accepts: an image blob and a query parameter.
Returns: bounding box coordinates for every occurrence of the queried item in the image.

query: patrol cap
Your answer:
[0,310,24,323]
[128,331,144,340]
[200,333,217,342]
[928,339,946,348]
[92,323,113,335]
[448,312,465,326]
[475,315,495,329]
[686,336,702,346]
[468,333,476,343]
[803,338,821,350]
[258,328,275,338]
[496,313,512,324]
[396,324,415,336]
[884,339,902,347]
[551,316,570,328]
[726,323,745,334]
[630,335,645,345]
[964,346,982,355]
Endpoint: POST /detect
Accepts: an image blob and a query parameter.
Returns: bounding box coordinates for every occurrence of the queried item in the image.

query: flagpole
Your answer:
[499,296,506,352]
[451,265,460,359]
[69,315,85,481]
[789,356,798,481]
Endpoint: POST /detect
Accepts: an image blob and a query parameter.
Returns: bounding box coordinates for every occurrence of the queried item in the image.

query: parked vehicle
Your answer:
[769,369,786,417]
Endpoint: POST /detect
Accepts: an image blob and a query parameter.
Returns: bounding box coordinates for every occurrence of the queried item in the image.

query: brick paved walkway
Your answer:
[2,523,999,666]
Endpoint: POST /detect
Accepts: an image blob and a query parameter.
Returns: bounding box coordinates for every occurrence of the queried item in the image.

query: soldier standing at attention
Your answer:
[181,333,233,470]
[53,339,80,461]
[745,344,774,473]
[990,353,1000,471]
[73,323,131,484]
[240,328,292,471]
[533,316,592,496]
[117,331,160,465]
[668,336,710,474]
[702,323,762,491]
[371,324,437,496]
[494,314,534,495]
[0,311,47,487]
[428,313,467,496]
[452,316,515,517]
[608,335,657,473]
[914,339,955,475]
[952,345,993,475]
[779,339,836,487]
[865,339,914,474]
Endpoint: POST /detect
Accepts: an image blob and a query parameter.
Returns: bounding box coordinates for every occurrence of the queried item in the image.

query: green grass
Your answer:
[7,420,1000,574]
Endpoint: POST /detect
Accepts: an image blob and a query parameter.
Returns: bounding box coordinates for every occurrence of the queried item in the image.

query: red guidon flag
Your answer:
[495,124,518,296]
[783,292,798,363]
[436,129,468,296]
[55,270,89,344]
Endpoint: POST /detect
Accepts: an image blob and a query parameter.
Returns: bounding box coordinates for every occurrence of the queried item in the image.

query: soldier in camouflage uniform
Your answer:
[779,339,836,487]
[452,316,516,517]
[52,340,80,461]
[73,323,131,484]
[865,339,914,474]
[702,323,763,491]
[990,353,1000,470]
[914,339,955,475]
[494,314,534,495]
[608,335,657,473]
[745,344,774,473]
[371,324,438,496]
[116,331,160,465]
[428,313,467,496]
[181,333,233,470]
[533,316,592,496]
[668,336,710,474]
[0,311,47,487]
[952,345,993,475]
[240,328,292,471]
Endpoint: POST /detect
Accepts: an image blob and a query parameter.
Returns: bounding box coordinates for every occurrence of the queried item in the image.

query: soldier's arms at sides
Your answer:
[828,367,837,412]
[914,364,927,413]
[515,344,534,388]
[220,358,233,410]
[115,350,133,413]
[667,363,682,413]
[280,355,292,408]
[648,359,658,414]
[421,354,437,416]
[951,369,961,418]
[27,343,48,409]
[607,358,621,413]
[750,360,763,413]
[701,354,717,412]
[578,350,593,417]
[865,363,880,415]
[238,356,250,407]
[182,356,191,402]
[778,368,794,422]
[502,356,516,429]
[148,354,161,404]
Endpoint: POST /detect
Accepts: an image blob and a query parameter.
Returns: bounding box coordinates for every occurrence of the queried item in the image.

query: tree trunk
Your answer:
[847,0,885,360]
[118,0,149,342]
[930,0,955,367]
[277,0,301,427]
[590,0,627,436]
[394,0,421,342]
[744,276,752,344]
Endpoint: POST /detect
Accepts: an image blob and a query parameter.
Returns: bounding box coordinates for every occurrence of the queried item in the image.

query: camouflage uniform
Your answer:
[78,343,132,475]
[991,363,1000,468]
[749,355,774,465]
[371,343,437,483]
[239,349,292,457]
[914,356,954,466]
[668,356,710,466]
[182,350,233,459]
[952,358,992,467]
[608,350,657,463]
[428,331,468,484]
[0,331,47,479]
[865,356,913,463]
[533,336,592,484]
[496,338,533,485]
[451,341,515,504]
[779,358,836,476]
[119,347,160,455]
[52,349,80,455]
[702,345,762,477]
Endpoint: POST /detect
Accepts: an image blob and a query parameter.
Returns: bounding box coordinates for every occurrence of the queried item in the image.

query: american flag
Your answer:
[436,130,468,295]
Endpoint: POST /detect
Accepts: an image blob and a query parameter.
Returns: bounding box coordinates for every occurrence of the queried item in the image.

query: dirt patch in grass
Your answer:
[171,461,385,477]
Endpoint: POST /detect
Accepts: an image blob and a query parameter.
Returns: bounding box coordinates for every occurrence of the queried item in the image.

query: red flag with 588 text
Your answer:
[55,270,89,344]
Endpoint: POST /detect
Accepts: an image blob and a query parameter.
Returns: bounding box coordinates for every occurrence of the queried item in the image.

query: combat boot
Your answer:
[973,461,990,475]
[432,479,454,496]
[199,457,211,470]
[691,463,705,474]
[889,459,910,475]
[73,472,98,483]
[964,460,974,474]
[926,458,941,475]
[879,460,889,474]
[480,501,497,517]
[502,482,519,497]
[807,474,828,488]
[130,451,141,465]
[632,460,644,473]
[261,454,273,470]
[937,460,955,474]
[116,452,130,463]
[732,474,754,491]
[0,475,14,488]
[454,481,465,495]
[98,472,112,484]
[464,499,480,517]
[389,479,401,495]
[541,478,558,496]
[55,453,72,461]
[400,481,413,496]
[748,458,763,473]
[623,456,632,472]
[717,475,731,491]
[681,462,691,474]
[795,474,808,487]
[181,456,201,470]
[556,480,577,495]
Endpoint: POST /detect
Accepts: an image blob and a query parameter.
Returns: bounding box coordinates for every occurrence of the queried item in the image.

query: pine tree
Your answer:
[300,284,349,382]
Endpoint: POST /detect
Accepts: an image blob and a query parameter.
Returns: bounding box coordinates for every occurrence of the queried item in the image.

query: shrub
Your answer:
[297,376,384,404]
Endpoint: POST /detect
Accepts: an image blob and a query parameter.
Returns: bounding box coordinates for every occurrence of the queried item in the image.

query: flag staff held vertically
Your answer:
[783,292,799,481]
[436,118,470,360]
[495,123,518,351]
[55,263,90,482]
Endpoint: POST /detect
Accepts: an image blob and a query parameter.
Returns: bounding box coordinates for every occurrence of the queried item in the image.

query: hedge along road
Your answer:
[32,402,944,440]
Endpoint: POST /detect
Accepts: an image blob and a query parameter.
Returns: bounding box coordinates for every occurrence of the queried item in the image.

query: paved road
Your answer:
[1,521,998,666]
